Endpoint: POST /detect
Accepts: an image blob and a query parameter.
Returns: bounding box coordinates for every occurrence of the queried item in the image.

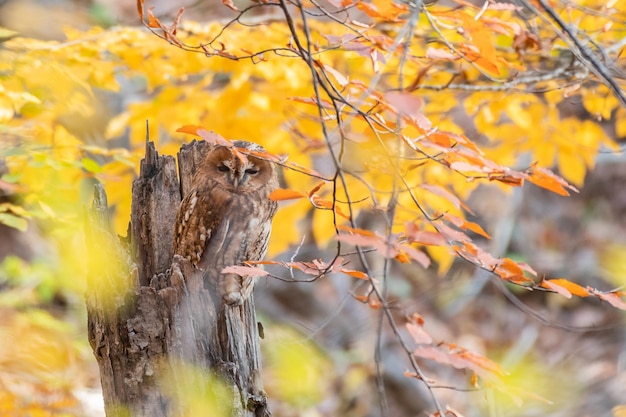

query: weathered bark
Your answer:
[130,140,180,286]
[86,140,270,417]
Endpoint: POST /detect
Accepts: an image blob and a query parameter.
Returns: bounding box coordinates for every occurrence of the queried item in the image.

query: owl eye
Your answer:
[245,168,259,175]
[218,165,230,172]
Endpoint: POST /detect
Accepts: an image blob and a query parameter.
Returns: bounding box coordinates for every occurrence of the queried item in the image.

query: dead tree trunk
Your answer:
[85,140,270,417]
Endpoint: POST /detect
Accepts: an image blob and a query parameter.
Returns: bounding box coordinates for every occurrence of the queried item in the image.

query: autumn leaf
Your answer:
[146,8,162,29]
[222,0,239,11]
[541,278,590,298]
[269,188,307,201]
[406,314,433,345]
[197,129,234,147]
[397,243,431,268]
[384,91,433,132]
[317,61,349,87]
[425,46,458,61]
[444,213,491,239]
[336,226,400,258]
[336,231,399,258]
[136,0,145,21]
[405,222,446,246]
[414,344,504,380]
[496,258,524,277]
[176,125,205,135]
[340,268,370,280]
[527,164,579,196]
[356,0,408,22]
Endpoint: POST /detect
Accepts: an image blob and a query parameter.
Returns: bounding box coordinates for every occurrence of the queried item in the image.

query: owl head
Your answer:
[199,140,277,194]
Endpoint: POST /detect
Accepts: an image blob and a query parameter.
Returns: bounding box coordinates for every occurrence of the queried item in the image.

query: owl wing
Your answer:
[244,200,278,262]
[173,188,223,266]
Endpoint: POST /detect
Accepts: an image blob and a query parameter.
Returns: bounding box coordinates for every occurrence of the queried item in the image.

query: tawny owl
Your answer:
[172,140,278,305]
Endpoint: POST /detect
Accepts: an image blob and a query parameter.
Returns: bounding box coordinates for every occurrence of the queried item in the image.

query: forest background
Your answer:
[0,0,625,416]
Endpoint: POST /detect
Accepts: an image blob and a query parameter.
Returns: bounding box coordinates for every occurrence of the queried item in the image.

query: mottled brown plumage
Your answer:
[173,141,278,305]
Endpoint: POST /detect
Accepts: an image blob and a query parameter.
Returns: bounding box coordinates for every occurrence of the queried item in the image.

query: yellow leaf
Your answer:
[599,244,626,288]
[0,94,14,123]
[557,151,586,187]
[616,107,626,138]
[263,325,332,407]
[0,26,18,40]
[269,199,310,256]
[427,245,454,275]
[613,405,626,417]
[581,86,619,120]
[504,94,545,129]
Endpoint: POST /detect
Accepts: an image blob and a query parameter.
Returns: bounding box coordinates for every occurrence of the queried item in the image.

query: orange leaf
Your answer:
[444,213,491,239]
[222,0,238,11]
[542,278,589,298]
[137,0,144,20]
[269,188,307,201]
[311,195,333,209]
[356,0,408,22]
[455,349,505,378]
[307,181,326,198]
[334,204,351,220]
[176,124,205,135]
[406,314,432,345]
[147,8,162,28]
[398,244,431,268]
[490,174,525,187]
[527,164,579,196]
[171,7,184,35]
[497,258,524,277]
[341,268,370,280]
[337,225,376,237]
[459,44,501,76]
[395,252,411,263]
[197,129,233,147]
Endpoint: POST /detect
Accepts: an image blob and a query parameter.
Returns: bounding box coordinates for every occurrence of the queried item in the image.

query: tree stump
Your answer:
[85,140,270,417]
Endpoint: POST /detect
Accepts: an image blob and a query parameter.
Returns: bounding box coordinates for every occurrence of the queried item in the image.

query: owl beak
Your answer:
[232,171,247,190]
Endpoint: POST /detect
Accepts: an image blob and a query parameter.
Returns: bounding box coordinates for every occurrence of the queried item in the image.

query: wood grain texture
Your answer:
[131,141,180,286]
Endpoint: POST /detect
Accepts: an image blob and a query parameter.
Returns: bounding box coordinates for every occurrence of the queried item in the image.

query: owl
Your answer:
[172,140,279,305]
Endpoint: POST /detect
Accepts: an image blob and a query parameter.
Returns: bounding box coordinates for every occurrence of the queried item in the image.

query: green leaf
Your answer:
[0,212,28,231]
[81,157,103,173]
[0,27,18,41]
[1,172,22,183]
